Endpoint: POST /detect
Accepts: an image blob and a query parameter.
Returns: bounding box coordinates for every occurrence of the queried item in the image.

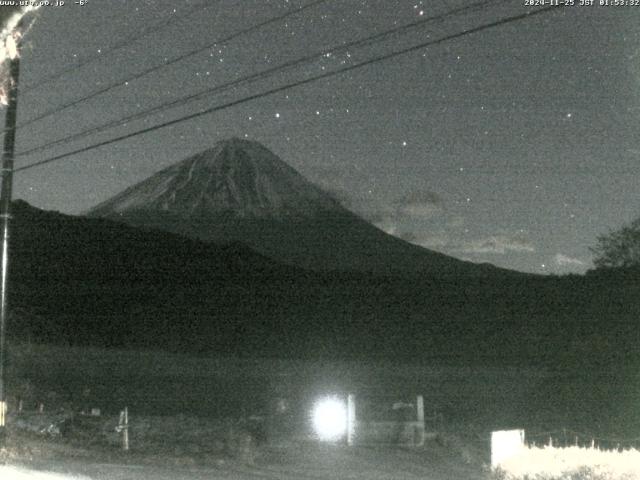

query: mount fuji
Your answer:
[88,138,498,276]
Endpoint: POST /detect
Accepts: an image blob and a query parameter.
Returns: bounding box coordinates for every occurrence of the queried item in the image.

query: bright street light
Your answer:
[311,396,347,442]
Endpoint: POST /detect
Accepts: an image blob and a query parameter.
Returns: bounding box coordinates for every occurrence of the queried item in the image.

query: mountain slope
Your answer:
[88,138,499,276]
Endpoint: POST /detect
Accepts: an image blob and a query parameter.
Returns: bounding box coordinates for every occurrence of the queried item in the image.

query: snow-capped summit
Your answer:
[90,138,340,219]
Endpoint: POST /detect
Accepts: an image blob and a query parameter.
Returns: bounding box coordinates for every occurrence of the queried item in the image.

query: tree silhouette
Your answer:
[591,217,640,268]
[0,6,37,103]
[0,7,23,27]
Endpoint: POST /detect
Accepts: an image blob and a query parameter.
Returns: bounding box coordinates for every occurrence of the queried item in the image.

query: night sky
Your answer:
[5,0,640,274]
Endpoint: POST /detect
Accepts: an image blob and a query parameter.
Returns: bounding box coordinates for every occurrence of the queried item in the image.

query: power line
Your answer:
[15,0,332,131]
[21,1,216,93]
[16,0,508,158]
[15,5,562,174]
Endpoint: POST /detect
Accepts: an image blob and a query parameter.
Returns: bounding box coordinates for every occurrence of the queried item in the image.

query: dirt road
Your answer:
[5,442,485,480]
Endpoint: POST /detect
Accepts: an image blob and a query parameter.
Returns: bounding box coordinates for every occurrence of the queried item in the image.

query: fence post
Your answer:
[118,407,129,451]
[415,395,425,447]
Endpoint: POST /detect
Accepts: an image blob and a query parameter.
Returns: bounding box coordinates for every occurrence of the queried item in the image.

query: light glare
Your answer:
[312,396,347,441]
[491,429,525,468]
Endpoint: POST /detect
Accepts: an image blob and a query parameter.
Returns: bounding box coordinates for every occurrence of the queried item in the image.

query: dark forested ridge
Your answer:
[7,200,640,367]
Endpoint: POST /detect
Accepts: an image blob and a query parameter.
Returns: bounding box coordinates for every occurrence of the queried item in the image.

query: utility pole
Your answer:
[0,25,22,437]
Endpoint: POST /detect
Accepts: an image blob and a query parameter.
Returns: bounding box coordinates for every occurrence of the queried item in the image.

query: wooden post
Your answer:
[416,395,424,423]
[118,407,129,451]
[347,394,355,446]
[123,407,129,451]
[415,395,425,447]
[0,400,5,428]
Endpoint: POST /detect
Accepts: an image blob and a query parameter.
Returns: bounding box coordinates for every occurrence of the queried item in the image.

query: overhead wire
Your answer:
[15,5,563,174]
[16,0,510,158]
[21,0,216,93]
[16,0,332,129]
